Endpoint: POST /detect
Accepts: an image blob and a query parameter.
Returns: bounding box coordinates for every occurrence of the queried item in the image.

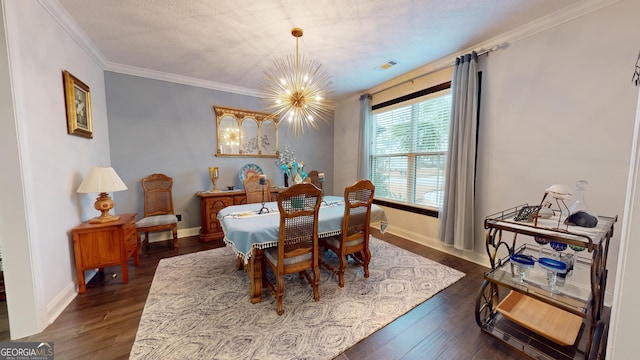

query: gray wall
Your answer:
[105,72,334,230]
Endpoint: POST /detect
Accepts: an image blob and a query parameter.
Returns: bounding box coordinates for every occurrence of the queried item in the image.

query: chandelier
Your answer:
[260,28,333,137]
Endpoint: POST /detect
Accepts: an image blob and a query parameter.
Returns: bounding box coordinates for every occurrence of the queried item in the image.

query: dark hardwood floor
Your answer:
[0,230,579,359]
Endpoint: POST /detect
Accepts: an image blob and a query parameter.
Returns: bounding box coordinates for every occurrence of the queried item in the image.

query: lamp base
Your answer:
[89,192,119,224]
[88,214,120,224]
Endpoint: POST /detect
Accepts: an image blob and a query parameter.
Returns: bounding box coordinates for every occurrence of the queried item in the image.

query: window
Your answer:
[370,83,451,210]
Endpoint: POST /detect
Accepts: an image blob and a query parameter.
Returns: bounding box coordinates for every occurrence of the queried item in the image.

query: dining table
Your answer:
[217,195,388,303]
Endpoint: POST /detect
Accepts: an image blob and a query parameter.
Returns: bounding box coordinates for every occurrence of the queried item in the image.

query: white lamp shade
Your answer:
[77,166,128,193]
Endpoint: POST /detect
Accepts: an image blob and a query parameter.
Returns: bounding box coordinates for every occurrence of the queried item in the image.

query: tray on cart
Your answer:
[496,291,583,346]
[484,204,617,252]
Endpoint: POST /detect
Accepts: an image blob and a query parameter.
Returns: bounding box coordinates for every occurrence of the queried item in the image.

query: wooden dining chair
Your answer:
[135,173,179,252]
[320,179,375,287]
[244,175,271,204]
[307,170,322,189]
[261,183,322,315]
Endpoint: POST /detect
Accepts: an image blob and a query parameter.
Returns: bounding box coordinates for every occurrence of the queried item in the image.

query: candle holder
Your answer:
[209,167,220,192]
[319,172,327,205]
[258,175,269,214]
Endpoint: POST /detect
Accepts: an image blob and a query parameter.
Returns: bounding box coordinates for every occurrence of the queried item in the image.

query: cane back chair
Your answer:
[262,183,322,315]
[135,173,179,251]
[320,179,375,287]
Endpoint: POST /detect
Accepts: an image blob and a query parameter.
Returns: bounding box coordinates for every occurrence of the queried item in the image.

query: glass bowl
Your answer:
[550,241,567,252]
[534,236,550,245]
[569,244,586,252]
[510,254,535,283]
[539,257,567,293]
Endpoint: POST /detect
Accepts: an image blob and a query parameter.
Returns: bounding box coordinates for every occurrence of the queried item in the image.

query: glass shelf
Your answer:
[485,244,590,316]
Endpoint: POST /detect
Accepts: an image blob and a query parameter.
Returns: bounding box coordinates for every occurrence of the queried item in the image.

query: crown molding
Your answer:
[37,0,107,68]
[39,0,259,97]
[476,0,620,52]
[367,0,620,97]
[104,62,261,97]
[43,0,619,100]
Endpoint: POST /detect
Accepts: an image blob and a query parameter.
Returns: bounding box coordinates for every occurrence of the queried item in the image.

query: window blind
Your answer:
[370,88,451,209]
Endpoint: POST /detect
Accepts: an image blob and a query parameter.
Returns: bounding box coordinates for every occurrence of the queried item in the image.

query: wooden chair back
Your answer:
[307,170,322,189]
[137,173,179,251]
[342,179,375,245]
[319,179,375,287]
[263,183,322,314]
[244,175,271,204]
[277,183,322,268]
[142,173,175,216]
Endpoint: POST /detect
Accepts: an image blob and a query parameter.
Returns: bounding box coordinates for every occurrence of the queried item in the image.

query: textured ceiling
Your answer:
[56,0,582,99]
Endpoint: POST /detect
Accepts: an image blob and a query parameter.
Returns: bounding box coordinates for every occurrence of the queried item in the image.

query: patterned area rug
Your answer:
[130,237,465,360]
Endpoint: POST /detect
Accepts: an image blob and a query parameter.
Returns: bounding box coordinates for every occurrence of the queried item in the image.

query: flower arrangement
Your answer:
[276,145,307,185]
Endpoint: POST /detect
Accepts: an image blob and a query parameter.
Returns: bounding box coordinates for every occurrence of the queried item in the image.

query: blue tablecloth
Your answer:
[218,195,388,261]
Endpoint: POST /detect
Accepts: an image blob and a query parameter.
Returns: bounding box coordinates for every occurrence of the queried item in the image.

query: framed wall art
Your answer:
[63,70,93,138]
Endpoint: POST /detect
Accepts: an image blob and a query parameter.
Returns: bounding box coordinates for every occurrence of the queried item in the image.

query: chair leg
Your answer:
[362,248,371,278]
[276,273,284,315]
[261,258,268,289]
[137,231,143,256]
[312,266,320,301]
[338,254,347,288]
[172,226,178,250]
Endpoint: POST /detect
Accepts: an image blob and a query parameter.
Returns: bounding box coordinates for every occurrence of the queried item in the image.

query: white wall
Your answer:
[476,0,638,302]
[609,87,640,358]
[335,0,640,312]
[333,96,360,194]
[0,0,40,340]
[1,0,110,338]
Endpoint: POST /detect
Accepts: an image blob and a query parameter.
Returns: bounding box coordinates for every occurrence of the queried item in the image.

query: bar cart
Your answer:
[475,204,616,359]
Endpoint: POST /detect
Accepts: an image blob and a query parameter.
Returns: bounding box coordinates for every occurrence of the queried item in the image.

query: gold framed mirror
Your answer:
[214,106,279,158]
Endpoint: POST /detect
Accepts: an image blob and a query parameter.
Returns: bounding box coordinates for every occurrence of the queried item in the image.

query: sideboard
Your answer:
[197,188,282,241]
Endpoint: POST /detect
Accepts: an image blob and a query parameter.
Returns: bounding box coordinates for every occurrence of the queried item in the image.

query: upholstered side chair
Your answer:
[136,173,179,252]
[320,179,375,287]
[244,175,271,204]
[262,183,322,315]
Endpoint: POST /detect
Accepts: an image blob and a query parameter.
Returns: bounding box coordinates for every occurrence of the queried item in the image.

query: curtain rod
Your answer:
[370,46,497,96]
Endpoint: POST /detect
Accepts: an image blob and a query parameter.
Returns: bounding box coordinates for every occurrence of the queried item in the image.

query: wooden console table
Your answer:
[71,213,137,293]
[197,188,282,242]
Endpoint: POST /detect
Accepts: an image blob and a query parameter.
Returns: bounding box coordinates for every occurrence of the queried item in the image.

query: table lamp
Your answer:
[77,166,128,224]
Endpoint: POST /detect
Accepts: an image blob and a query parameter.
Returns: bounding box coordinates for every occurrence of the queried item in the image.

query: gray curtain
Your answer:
[357,94,372,180]
[438,52,479,250]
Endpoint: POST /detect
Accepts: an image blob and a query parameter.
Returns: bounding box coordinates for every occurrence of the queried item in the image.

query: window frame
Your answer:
[369,81,452,217]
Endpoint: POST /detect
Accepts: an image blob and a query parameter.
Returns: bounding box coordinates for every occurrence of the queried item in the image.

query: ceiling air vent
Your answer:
[375,59,398,71]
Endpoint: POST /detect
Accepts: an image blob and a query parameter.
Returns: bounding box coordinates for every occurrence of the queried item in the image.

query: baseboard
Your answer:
[380,226,614,307]
[382,226,491,268]
[142,226,201,243]
[46,281,76,327]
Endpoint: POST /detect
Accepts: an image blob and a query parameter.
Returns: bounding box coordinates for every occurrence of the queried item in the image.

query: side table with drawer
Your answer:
[71,213,138,293]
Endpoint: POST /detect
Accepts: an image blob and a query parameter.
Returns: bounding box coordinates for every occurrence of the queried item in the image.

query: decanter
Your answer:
[566,180,598,228]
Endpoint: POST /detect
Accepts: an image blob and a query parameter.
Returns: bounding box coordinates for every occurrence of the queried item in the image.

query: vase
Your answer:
[209,167,219,192]
[284,173,289,187]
